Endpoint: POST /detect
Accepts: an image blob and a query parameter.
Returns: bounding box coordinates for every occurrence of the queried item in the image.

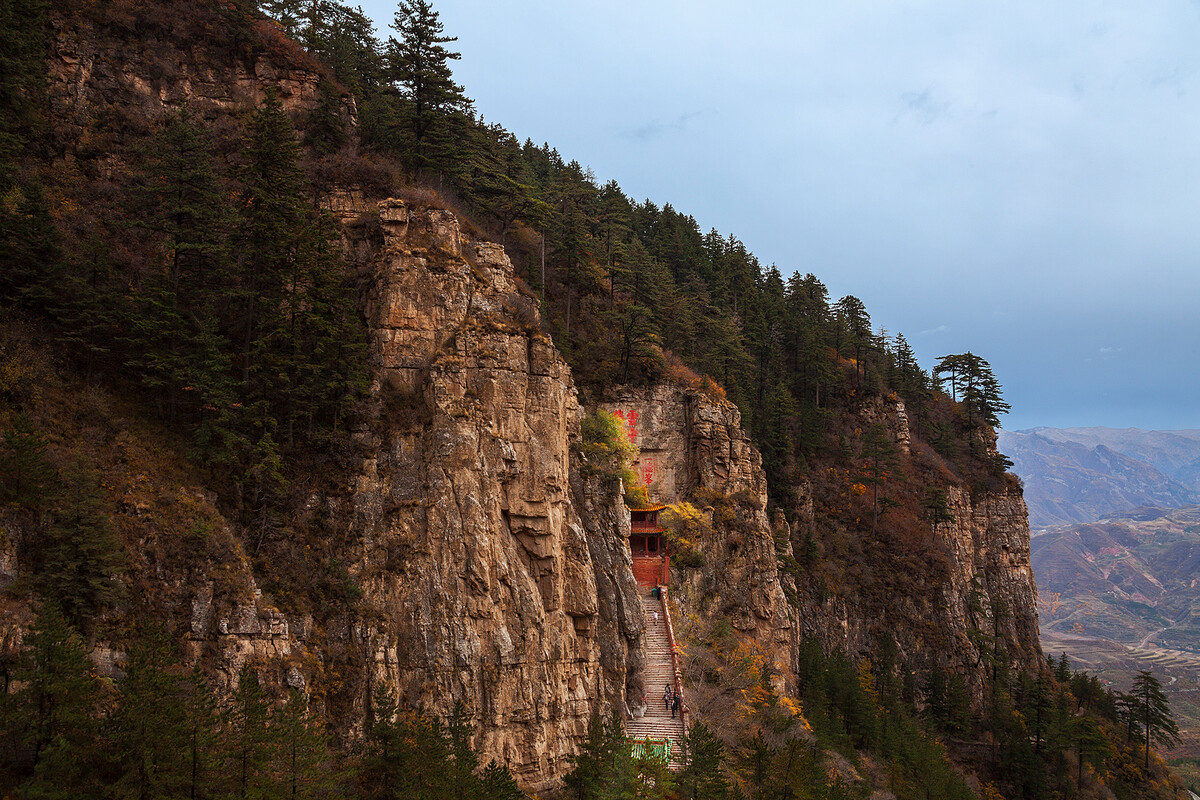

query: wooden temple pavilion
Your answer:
[628,504,669,587]
[628,504,667,557]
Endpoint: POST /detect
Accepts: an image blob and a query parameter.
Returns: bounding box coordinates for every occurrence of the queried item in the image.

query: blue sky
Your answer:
[357,1,1200,431]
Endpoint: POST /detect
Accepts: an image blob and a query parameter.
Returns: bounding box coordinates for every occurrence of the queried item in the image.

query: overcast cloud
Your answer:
[357,0,1200,430]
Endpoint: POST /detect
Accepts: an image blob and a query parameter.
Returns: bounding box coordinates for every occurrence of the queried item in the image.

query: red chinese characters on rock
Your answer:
[612,409,639,443]
[640,456,655,487]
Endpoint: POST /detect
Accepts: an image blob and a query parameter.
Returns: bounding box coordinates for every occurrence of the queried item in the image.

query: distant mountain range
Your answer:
[1032,504,1200,756]
[1031,505,1200,645]
[998,427,1200,528]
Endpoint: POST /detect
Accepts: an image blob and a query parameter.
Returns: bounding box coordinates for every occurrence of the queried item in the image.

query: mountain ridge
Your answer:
[1000,427,1200,527]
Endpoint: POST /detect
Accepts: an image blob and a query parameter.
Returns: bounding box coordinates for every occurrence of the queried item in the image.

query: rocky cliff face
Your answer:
[25,4,1046,785]
[786,403,1041,704]
[46,3,353,163]
[599,386,797,690]
[788,481,1039,698]
[601,386,768,505]
[36,7,647,788]
[599,388,1039,705]
[346,201,644,789]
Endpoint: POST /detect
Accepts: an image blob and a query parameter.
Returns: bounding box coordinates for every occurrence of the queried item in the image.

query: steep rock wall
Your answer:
[600,386,796,688]
[786,401,1041,703]
[789,482,1039,702]
[600,388,1039,707]
[37,9,646,787]
[46,5,354,163]
[29,2,1044,776]
[348,201,643,789]
[602,385,767,505]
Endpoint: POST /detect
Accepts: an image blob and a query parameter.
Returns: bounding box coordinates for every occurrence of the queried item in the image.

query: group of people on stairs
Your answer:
[662,683,682,718]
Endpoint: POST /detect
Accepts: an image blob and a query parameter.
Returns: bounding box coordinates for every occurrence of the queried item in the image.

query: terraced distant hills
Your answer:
[1007,428,1200,755]
[999,427,1200,528]
[1032,504,1200,756]
[1032,505,1200,646]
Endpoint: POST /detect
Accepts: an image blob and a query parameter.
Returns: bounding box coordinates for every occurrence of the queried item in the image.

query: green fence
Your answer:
[629,736,671,763]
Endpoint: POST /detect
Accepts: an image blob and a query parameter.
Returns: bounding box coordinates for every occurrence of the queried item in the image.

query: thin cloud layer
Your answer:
[358,0,1200,430]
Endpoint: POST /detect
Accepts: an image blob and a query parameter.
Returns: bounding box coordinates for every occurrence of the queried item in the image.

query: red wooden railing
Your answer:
[630,522,666,533]
[660,585,689,747]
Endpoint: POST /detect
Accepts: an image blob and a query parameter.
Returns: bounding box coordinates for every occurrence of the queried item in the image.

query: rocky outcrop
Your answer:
[785,403,1041,705]
[600,386,796,690]
[347,201,642,790]
[788,479,1038,703]
[599,385,1039,707]
[46,5,354,162]
[573,477,647,719]
[601,385,767,505]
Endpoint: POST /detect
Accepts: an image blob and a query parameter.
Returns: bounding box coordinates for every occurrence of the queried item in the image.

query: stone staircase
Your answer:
[625,586,687,769]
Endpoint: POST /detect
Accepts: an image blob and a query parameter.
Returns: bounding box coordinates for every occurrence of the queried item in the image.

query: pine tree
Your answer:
[678,720,727,800]
[858,422,898,536]
[0,179,63,313]
[34,458,126,635]
[889,333,927,399]
[235,89,306,410]
[223,667,279,800]
[386,0,472,174]
[315,3,387,97]
[182,666,223,800]
[1130,669,1179,769]
[934,352,1009,428]
[128,108,235,434]
[3,603,103,797]
[1068,713,1111,790]
[108,624,194,800]
[362,687,457,800]
[553,161,602,338]
[834,295,871,387]
[479,760,523,800]
[273,690,339,800]
[921,486,954,528]
[461,122,548,245]
[0,413,55,509]
[562,713,607,800]
[237,90,366,455]
[361,686,403,800]
[304,79,349,154]
[446,702,479,800]
[0,0,50,166]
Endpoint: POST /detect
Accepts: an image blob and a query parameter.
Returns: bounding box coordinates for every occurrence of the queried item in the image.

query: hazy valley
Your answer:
[1002,428,1200,761]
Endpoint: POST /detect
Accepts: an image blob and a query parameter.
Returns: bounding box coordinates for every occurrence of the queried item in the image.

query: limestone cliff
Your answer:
[600,388,1039,708]
[16,3,1048,788]
[46,2,354,164]
[32,6,650,789]
[601,385,767,504]
[785,400,1041,704]
[599,386,797,691]
[345,201,645,788]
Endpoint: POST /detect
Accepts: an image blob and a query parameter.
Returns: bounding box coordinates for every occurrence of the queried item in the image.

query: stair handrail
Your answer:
[659,585,689,759]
